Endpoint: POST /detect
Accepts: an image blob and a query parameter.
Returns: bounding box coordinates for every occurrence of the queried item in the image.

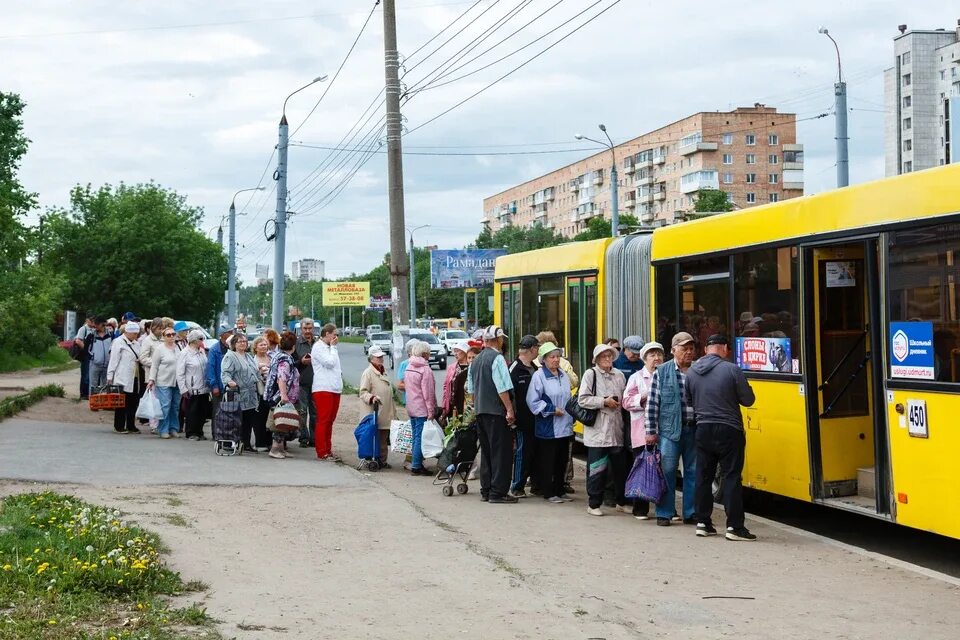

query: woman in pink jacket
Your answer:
[621,341,664,519]
[403,341,437,476]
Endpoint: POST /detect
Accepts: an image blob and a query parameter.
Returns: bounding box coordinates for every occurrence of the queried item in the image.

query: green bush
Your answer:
[0,265,62,359]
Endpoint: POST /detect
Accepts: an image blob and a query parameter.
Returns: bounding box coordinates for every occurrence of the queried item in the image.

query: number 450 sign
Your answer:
[907,399,929,438]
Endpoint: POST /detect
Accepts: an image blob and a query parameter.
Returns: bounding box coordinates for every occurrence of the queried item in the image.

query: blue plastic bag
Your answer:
[624,447,666,502]
[354,412,380,461]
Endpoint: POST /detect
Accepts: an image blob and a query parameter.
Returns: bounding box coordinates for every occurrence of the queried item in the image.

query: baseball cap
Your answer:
[367,345,385,358]
[671,331,695,347]
[482,325,505,340]
[519,334,539,350]
[706,334,729,347]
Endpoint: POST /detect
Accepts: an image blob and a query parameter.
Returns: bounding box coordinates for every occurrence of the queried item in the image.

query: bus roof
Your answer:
[651,163,960,261]
[494,237,611,279]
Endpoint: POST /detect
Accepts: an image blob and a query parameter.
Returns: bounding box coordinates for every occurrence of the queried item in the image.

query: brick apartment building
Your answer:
[482,105,804,237]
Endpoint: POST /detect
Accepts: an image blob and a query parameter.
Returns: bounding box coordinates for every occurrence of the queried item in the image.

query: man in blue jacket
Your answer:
[205,328,234,417]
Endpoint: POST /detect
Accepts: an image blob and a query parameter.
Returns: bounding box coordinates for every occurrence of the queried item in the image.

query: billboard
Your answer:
[322,281,370,307]
[429,249,506,289]
[367,295,392,310]
[735,336,795,373]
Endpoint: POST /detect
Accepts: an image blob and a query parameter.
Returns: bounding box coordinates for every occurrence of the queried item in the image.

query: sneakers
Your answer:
[656,517,671,527]
[488,495,518,504]
[634,513,650,521]
[670,515,682,522]
[682,516,698,525]
[547,496,565,504]
[480,494,489,502]
[509,488,527,499]
[298,441,312,448]
[586,506,604,517]
[379,461,392,469]
[410,467,431,476]
[160,433,171,440]
[557,494,573,502]
[696,523,718,537]
[268,450,286,459]
[614,504,629,513]
[725,527,757,541]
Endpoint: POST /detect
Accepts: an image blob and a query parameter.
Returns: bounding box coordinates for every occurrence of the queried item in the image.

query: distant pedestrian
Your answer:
[85,316,113,395]
[621,341,664,520]
[687,334,757,541]
[466,325,517,504]
[173,320,190,351]
[177,329,209,441]
[146,325,181,439]
[358,345,396,468]
[404,341,437,475]
[294,318,317,448]
[106,322,143,434]
[75,315,96,399]
[311,323,343,460]
[221,333,260,453]
[508,334,539,498]
[577,343,628,516]
[105,317,118,338]
[525,341,572,503]
[645,331,698,527]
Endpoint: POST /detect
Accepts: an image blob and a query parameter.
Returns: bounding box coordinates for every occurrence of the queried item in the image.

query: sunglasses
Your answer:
[163,332,175,337]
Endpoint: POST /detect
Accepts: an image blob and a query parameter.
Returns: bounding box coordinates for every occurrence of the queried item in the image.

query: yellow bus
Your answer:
[494,163,960,540]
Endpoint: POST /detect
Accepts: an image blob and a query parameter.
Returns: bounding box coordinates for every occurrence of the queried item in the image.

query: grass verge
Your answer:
[0,345,72,374]
[0,384,65,422]
[337,336,365,344]
[0,491,220,639]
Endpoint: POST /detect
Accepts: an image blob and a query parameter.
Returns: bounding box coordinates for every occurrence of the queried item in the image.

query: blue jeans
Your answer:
[656,424,697,519]
[410,416,426,470]
[154,386,181,436]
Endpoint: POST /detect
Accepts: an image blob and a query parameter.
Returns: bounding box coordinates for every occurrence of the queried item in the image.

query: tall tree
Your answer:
[473,223,565,253]
[0,92,37,265]
[45,183,227,323]
[694,188,734,213]
[572,213,640,241]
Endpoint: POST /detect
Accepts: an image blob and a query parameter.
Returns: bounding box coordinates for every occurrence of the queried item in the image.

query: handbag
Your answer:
[624,446,667,502]
[420,419,445,459]
[565,368,598,426]
[271,402,301,433]
[389,419,413,455]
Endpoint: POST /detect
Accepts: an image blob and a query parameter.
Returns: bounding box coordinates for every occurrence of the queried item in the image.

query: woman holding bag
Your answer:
[146,326,181,439]
[177,330,210,441]
[251,337,273,451]
[106,322,143,434]
[358,346,396,469]
[221,334,260,454]
[403,341,437,476]
[525,342,573,504]
[621,341,664,520]
[264,332,302,459]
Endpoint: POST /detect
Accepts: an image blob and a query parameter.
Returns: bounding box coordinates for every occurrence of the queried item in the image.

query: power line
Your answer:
[289,141,606,156]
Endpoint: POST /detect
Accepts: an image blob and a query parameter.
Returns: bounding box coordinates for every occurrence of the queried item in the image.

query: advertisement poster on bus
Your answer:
[735,337,793,373]
[889,321,935,380]
[321,281,370,307]
[429,249,506,289]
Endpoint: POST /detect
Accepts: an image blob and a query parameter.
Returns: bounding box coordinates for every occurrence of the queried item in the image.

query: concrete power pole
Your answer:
[383,0,409,327]
[228,201,238,327]
[271,117,289,332]
[835,80,849,188]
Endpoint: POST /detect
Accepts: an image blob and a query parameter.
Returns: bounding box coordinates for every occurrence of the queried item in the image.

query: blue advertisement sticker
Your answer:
[889,321,935,380]
[735,337,793,373]
[429,249,507,289]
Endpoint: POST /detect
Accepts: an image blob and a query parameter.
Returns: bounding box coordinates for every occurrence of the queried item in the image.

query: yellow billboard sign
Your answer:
[322,281,370,307]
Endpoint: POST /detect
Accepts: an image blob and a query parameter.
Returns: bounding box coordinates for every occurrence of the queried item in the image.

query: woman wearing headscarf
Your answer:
[621,341,665,520]
[526,341,573,504]
[106,322,143,434]
[177,329,210,441]
[441,341,471,420]
[146,325,182,439]
[403,341,437,476]
[358,345,397,468]
[221,333,260,453]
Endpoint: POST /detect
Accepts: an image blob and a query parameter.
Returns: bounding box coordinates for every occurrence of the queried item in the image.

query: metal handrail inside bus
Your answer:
[818,328,868,391]
[820,352,872,418]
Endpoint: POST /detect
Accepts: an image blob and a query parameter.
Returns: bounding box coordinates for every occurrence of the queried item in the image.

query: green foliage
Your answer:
[45,183,228,324]
[0,266,64,358]
[572,213,640,241]
[0,345,71,375]
[694,188,734,213]
[474,222,565,253]
[0,92,37,266]
[0,383,64,421]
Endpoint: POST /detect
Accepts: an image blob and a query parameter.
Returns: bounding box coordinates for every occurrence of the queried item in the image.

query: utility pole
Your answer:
[383,0,410,327]
[599,124,619,237]
[230,187,264,328]
[409,235,416,326]
[819,27,849,187]
[37,215,44,265]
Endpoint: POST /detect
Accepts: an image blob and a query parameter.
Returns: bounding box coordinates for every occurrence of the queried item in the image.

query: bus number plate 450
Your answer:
[907,399,929,438]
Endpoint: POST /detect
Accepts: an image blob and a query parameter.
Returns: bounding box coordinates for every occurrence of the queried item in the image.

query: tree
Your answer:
[572,213,640,241]
[45,183,227,324]
[694,188,733,213]
[0,92,37,266]
[473,223,565,254]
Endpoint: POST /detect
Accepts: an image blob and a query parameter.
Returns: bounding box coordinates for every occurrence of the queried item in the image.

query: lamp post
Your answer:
[272,74,328,331]
[407,224,430,327]
[228,187,265,328]
[819,27,848,188]
[575,124,619,237]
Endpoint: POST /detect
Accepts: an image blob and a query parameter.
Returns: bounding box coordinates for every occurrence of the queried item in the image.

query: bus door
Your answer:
[803,239,890,516]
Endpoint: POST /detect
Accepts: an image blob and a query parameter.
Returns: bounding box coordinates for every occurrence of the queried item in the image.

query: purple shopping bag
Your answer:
[624,446,666,503]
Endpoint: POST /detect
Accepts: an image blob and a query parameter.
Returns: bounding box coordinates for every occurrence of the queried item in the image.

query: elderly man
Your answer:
[74,315,96,399]
[509,334,540,498]
[467,325,517,504]
[645,331,698,527]
[294,318,317,447]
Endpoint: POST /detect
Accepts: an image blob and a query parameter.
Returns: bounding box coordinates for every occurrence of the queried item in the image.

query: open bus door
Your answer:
[802,238,891,517]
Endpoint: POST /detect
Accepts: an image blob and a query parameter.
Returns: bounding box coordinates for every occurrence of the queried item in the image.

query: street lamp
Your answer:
[575,124,619,237]
[818,27,848,187]
[272,74,329,331]
[407,224,430,327]
[227,187,265,328]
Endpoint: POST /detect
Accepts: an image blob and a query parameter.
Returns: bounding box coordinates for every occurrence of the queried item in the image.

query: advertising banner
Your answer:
[430,249,506,289]
[367,295,392,310]
[890,321,935,380]
[735,336,794,373]
[321,281,370,307]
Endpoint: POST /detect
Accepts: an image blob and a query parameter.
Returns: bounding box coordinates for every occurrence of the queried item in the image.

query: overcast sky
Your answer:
[3,1,955,283]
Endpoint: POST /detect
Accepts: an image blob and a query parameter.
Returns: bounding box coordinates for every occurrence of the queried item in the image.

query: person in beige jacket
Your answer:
[577,343,627,516]
[358,346,397,468]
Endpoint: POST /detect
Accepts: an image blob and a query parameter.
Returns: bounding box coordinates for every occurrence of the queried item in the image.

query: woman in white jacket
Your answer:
[106,322,144,434]
[147,326,181,439]
[177,330,210,441]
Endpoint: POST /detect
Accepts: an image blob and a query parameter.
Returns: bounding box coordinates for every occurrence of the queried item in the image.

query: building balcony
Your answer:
[680,171,719,194]
[783,181,804,190]
[634,175,653,186]
[783,161,804,170]
[653,153,666,165]
[623,162,635,174]
[592,174,604,186]
[679,142,719,156]
[636,159,653,170]
[570,180,581,192]
[783,143,804,152]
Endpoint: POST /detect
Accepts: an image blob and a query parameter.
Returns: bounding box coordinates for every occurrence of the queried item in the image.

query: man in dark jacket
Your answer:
[508,335,539,498]
[686,334,756,541]
[294,318,317,447]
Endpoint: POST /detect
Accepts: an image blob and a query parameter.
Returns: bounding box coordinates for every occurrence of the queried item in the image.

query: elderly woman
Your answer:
[526,341,573,503]
[403,340,437,476]
[221,333,260,454]
[106,322,143,434]
[578,343,628,516]
[147,325,182,439]
[251,336,273,451]
[177,329,210,441]
[441,341,471,419]
[263,328,281,353]
[358,345,397,468]
[621,341,665,520]
[265,331,301,459]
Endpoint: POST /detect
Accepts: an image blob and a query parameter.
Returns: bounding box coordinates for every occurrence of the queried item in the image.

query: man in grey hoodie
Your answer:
[686,334,756,541]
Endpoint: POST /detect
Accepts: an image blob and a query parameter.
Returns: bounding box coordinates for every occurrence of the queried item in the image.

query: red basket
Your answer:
[89,393,125,411]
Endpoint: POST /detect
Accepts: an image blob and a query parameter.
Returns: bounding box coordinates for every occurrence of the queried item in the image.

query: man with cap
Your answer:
[645,331,698,526]
[205,326,234,419]
[106,321,144,433]
[85,316,114,395]
[508,334,540,498]
[466,325,517,503]
[686,334,756,541]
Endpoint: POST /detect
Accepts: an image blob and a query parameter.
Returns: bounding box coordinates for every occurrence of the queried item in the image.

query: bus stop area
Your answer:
[2,392,959,639]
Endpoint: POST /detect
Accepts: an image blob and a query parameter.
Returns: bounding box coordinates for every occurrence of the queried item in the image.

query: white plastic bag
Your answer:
[135,389,163,422]
[390,419,413,454]
[420,419,444,459]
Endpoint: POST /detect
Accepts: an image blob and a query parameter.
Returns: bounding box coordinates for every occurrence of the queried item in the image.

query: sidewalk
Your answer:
[0,363,81,396]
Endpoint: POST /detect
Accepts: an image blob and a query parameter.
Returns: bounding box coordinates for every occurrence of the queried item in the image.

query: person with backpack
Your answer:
[84,316,113,396]
[508,335,539,498]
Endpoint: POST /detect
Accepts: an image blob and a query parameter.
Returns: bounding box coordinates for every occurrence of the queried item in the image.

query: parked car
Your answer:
[179,321,217,351]
[391,329,447,369]
[363,331,393,355]
[438,329,469,352]
[365,324,382,338]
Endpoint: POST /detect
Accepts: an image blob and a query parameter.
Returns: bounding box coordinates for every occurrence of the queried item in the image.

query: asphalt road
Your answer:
[337,341,448,399]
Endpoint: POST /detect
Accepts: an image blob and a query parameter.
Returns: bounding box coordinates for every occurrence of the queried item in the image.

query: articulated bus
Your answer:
[494,163,960,540]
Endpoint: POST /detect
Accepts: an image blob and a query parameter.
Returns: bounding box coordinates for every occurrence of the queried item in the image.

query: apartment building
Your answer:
[291,258,325,282]
[482,105,803,237]
[883,21,960,176]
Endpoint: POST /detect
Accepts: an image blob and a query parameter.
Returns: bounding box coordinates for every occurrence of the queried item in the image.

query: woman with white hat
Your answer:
[441,341,471,420]
[358,345,397,468]
[177,330,210,441]
[106,321,144,434]
[525,341,573,503]
[577,343,628,516]
[621,341,665,519]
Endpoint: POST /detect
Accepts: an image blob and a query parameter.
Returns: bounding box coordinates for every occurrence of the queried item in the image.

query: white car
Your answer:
[438,329,469,352]
[179,321,217,351]
[364,331,393,355]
